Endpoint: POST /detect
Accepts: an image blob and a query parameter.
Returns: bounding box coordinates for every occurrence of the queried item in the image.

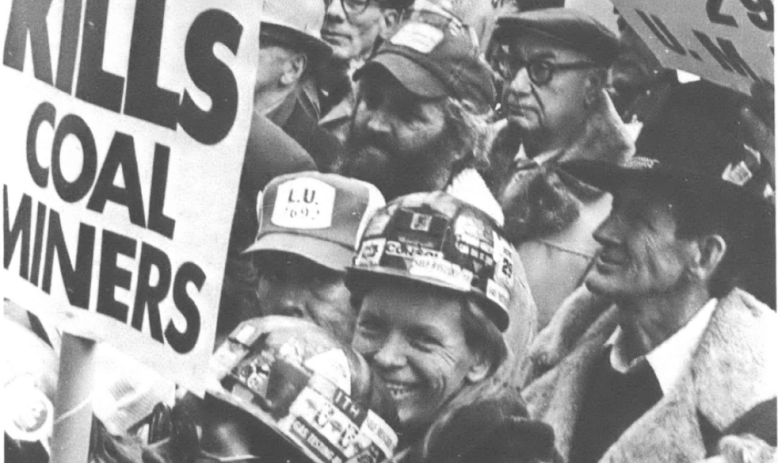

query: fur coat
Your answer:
[523,289,777,463]
[487,90,634,329]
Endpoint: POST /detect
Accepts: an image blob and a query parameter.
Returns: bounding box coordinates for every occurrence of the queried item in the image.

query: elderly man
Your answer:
[522,123,777,462]
[487,8,634,330]
[238,172,385,344]
[255,0,344,172]
[318,0,411,143]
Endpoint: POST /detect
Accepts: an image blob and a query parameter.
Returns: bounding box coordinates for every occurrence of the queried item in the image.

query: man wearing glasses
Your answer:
[487,8,635,340]
[318,0,411,144]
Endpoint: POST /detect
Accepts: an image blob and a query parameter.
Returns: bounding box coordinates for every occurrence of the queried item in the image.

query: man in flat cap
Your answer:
[486,8,634,332]
[522,82,777,463]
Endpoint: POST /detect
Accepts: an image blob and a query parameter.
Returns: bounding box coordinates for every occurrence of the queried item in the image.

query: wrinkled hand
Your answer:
[739,82,775,174]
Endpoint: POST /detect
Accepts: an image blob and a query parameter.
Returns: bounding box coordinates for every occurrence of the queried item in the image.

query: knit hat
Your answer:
[244,172,386,271]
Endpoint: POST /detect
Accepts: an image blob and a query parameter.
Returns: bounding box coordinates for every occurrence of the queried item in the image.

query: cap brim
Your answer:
[562,160,776,220]
[354,54,448,99]
[243,233,353,272]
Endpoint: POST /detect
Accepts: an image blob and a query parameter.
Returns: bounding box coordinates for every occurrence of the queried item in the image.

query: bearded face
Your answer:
[340,70,463,200]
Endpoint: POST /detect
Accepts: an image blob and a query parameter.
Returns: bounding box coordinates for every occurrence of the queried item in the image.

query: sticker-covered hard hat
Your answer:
[347,191,517,332]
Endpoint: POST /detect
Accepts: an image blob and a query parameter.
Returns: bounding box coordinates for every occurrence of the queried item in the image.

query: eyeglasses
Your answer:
[494,52,597,86]
[340,0,375,20]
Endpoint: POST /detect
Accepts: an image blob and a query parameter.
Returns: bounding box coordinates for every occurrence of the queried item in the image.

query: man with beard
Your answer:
[487,8,634,330]
[317,0,410,143]
[340,4,505,224]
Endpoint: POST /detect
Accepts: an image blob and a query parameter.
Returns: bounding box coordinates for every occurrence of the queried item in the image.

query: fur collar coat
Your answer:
[523,289,777,463]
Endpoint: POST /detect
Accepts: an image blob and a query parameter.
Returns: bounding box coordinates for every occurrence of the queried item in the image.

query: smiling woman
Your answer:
[346,192,559,463]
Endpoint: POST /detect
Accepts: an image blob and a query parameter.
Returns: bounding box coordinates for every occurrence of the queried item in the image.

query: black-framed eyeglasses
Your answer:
[340,0,375,20]
[494,53,597,86]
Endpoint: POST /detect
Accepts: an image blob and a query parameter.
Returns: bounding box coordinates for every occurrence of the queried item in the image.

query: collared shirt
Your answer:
[606,298,718,394]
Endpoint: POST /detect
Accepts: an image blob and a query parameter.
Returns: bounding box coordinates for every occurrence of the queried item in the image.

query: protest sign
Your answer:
[613,0,773,95]
[1,0,261,395]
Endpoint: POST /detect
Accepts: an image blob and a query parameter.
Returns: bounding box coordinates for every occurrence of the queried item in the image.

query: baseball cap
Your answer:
[243,172,386,271]
[205,317,400,463]
[491,8,619,66]
[346,191,518,332]
[354,3,496,114]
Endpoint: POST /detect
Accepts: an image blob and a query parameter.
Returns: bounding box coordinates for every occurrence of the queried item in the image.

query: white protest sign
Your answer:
[612,0,773,95]
[0,0,260,395]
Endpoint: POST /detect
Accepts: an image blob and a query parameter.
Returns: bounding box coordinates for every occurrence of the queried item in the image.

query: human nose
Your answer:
[372,333,407,370]
[593,213,622,247]
[326,0,346,22]
[364,107,392,135]
[506,65,533,95]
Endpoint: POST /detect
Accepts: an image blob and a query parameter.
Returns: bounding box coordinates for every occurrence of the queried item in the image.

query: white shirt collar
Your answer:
[606,298,718,394]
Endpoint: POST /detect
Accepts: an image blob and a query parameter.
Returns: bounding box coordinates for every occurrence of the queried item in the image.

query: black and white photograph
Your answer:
[1,0,775,462]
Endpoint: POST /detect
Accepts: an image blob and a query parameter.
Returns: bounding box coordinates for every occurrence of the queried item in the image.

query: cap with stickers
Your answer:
[347,191,517,332]
[354,3,496,114]
[207,317,400,463]
[244,172,386,271]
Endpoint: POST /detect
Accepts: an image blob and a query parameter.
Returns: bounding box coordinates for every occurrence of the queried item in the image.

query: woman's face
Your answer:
[351,281,487,433]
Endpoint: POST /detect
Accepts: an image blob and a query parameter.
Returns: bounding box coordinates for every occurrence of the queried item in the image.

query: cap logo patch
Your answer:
[272,178,336,229]
[390,23,444,54]
[722,161,753,186]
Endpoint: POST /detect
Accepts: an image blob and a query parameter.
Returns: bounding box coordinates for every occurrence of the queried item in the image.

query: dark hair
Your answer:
[668,183,775,307]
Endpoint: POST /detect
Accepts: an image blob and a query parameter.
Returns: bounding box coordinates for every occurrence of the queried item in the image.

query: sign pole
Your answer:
[50,333,97,463]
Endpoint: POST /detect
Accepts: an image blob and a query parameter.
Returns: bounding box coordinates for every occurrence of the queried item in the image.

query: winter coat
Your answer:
[489,90,634,330]
[523,289,777,463]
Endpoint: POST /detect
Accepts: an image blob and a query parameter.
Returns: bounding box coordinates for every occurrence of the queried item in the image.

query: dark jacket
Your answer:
[401,388,560,463]
[268,90,345,173]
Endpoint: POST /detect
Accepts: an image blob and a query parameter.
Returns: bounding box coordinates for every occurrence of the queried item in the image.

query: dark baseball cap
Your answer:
[354,4,496,114]
[491,8,619,66]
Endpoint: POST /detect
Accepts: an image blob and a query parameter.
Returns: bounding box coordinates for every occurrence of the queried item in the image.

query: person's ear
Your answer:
[689,234,727,282]
[465,353,492,384]
[379,9,401,39]
[280,52,307,86]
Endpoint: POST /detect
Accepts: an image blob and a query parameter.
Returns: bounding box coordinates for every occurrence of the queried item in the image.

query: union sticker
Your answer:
[355,238,386,267]
[272,178,336,229]
[409,213,433,232]
[409,255,472,290]
[390,23,444,54]
[304,349,352,395]
[486,279,510,310]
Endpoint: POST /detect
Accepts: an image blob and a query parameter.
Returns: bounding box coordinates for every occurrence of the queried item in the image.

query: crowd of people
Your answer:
[6,0,777,462]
